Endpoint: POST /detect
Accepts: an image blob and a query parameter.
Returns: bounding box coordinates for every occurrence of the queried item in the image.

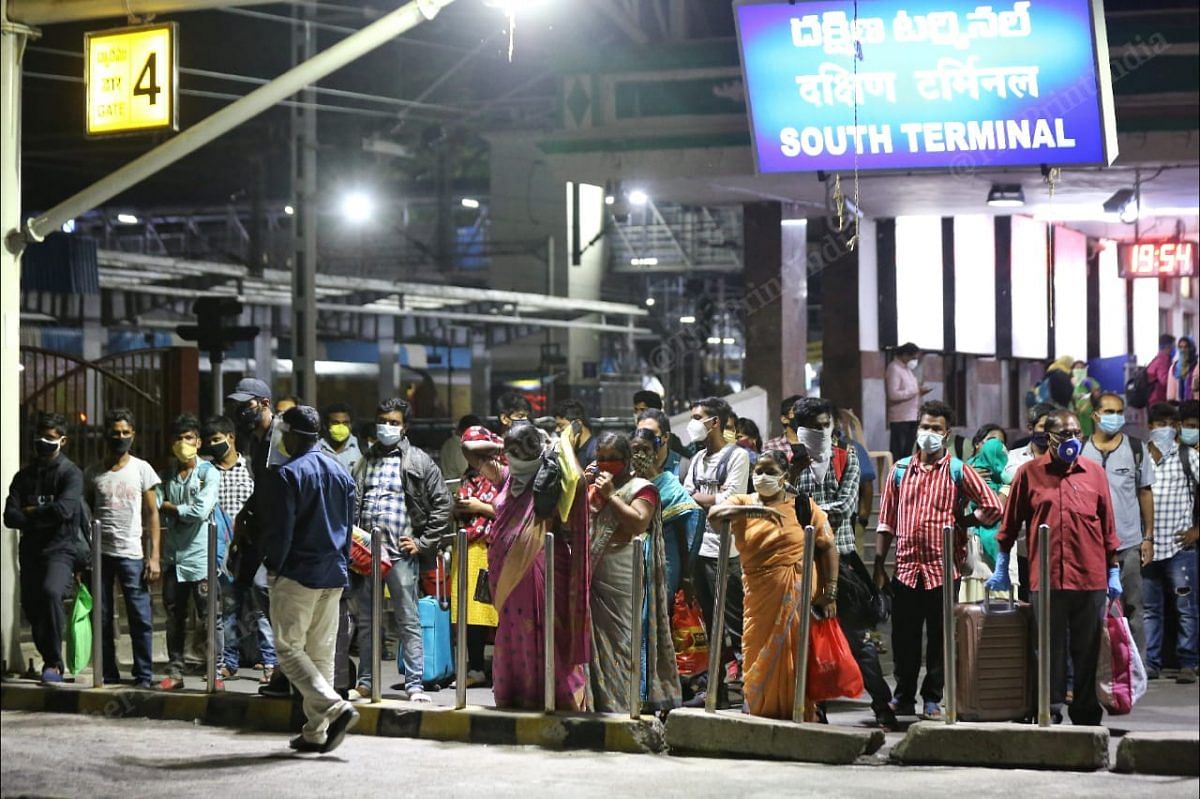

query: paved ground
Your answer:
[2,711,1196,799]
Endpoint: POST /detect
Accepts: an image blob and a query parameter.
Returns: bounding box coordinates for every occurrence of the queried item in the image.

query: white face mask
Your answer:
[797,426,832,461]
[687,418,711,444]
[752,472,785,497]
[1149,427,1177,454]
[375,423,403,447]
[908,359,920,370]
[917,430,944,454]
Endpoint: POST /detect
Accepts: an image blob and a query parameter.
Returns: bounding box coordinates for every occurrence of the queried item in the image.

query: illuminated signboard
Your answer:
[85,23,178,136]
[1118,241,1198,279]
[733,0,1118,172]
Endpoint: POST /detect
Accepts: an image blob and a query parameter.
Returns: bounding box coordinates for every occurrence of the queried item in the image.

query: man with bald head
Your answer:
[989,410,1121,725]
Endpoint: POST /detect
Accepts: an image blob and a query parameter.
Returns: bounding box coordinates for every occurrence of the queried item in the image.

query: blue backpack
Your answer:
[892,455,965,489]
[197,461,235,579]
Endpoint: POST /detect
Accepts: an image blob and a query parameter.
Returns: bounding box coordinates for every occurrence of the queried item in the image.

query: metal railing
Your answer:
[206,520,219,694]
[942,525,957,725]
[91,520,103,687]
[704,521,734,715]
[1037,523,1052,727]
[371,526,383,704]
[791,525,818,724]
[543,530,556,714]
[455,527,469,710]
[629,535,645,720]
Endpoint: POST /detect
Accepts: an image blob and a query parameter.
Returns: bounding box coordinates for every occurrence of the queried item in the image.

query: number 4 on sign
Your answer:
[134,52,161,105]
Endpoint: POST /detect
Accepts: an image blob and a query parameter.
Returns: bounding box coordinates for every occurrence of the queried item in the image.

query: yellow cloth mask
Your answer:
[328,423,351,443]
[172,440,199,463]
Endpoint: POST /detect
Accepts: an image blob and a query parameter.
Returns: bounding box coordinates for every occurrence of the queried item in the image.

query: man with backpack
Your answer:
[874,401,1001,721]
[683,396,750,708]
[4,412,84,684]
[789,398,897,729]
[1081,391,1155,659]
[1141,403,1197,683]
[157,414,225,691]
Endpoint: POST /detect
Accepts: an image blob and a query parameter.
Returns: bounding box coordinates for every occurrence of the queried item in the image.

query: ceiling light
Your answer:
[630,257,658,266]
[706,337,722,345]
[644,297,655,307]
[61,219,76,233]
[341,191,374,224]
[781,218,806,227]
[605,194,615,206]
[116,213,139,224]
[628,189,649,206]
[283,205,295,216]
[986,184,1025,208]
[461,198,480,209]
[679,315,696,324]
[722,337,736,345]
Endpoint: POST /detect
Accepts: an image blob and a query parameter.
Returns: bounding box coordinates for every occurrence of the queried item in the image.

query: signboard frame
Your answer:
[1117,240,1199,279]
[732,0,1119,174]
[84,22,179,138]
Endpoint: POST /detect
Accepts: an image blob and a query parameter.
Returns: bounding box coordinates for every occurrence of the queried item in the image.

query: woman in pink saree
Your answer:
[478,422,591,711]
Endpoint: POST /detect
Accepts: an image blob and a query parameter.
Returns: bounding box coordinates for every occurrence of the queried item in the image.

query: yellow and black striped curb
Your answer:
[0,682,666,754]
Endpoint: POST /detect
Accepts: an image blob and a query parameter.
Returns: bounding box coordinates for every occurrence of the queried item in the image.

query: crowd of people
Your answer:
[6,354,1198,751]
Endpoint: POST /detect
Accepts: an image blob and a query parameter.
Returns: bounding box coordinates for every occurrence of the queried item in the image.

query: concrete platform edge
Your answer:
[664,706,885,765]
[1114,732,1200,777]
[891,720,1110,771]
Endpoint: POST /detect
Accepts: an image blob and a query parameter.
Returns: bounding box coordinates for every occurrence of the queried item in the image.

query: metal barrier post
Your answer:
[91,519,104,687]
[455,527,469,710]
[1037,523,1052,728]
[704,521,733,714]
[543,530,556,713]
[206,520,218,694]
[791,525,817,723]
[942,524,957,725]
[370,526,383,704]
[629,535,645,720]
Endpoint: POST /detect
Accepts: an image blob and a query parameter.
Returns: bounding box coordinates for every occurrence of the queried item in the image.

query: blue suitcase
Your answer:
[405,552,453,687]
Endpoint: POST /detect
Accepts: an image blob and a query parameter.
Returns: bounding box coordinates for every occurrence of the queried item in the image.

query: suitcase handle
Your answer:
[982,588,1017,615]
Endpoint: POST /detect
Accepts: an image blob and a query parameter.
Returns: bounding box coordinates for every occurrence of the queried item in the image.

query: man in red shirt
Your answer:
[988,410,1122,726]
[874,401,1001,721]
[1146,333,1176,407]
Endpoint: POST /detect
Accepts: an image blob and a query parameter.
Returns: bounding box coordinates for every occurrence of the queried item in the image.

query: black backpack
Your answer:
[1126,367,1152,409]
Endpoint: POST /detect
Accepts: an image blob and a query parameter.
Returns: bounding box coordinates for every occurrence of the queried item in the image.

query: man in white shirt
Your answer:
[683,396,750,708]
[886,343,932,460]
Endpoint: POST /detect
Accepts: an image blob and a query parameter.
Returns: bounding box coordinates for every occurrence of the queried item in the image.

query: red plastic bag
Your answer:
[671,589,709,677]
[806,617,864,703]
[349,527,392,579]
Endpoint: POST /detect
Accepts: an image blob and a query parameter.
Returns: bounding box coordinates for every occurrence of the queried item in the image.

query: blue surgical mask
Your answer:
[1053,435,1083,463]
[375,423,403,447]
[1182,427,1200,447]
[916,430,944,455]
[1097,414,1125,435]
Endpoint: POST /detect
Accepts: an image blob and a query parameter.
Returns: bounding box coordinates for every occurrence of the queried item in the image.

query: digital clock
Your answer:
[1118,241,1198,278]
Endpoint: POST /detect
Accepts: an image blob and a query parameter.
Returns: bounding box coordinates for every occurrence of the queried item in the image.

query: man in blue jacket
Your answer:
[263,406,358,753]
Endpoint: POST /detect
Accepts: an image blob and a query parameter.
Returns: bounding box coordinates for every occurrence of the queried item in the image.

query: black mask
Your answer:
[33,438,61,458]
[1030,431,1050,450]
[107,436,133,455]
[236,405,262,431]
[199,440,231,461]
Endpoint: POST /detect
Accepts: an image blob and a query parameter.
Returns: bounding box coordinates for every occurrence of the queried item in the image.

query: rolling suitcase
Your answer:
[954,591,1035,721]
[408,552,453,687]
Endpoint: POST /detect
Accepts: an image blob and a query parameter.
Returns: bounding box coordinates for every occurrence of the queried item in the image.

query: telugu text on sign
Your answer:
[85,23,177,136]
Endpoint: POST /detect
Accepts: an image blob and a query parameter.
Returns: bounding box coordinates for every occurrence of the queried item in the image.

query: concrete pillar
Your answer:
[252,305,273,388]
[566,181,604,386]
[0,19,30,672]
[816,217,864,421]
[470,331,492,419]
[377,315,396,402]
[743,203,806,423]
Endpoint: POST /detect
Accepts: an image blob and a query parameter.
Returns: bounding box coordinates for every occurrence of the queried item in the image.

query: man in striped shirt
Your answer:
[874,401,1001,721]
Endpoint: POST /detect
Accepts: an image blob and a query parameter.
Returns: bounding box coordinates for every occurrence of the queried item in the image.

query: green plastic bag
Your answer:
[66,583,93,676]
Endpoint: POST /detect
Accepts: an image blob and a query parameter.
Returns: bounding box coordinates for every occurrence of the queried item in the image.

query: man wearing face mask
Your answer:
[495,392,532,435]
[201,416,279,684]
[875,401,1001,721]
[1141,403,1199,683]
[1081,392,1155,658]
[682,396,750,708]
[5,412,84,684]
[988,410,1120,725]
[886,343,933,461]
[554,399,597,469]
[83,408,161,688]
[319,402,363,474]
[349,397,452,703]
[1182,401,1200,453]
[156,414,225,691]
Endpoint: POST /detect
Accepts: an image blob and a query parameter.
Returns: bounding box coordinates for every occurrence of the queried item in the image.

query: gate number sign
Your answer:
[85,23,178,136]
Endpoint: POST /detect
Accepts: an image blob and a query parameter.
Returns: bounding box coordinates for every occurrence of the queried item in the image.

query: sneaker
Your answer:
[289,735,324,753]
[320,706,360,753]
[888,698,917,716]
[407,688,433,704]
[1177,667,1198,685]
[874,708,900,732]
[347,686,371,704]
[465,669,488,688]
[40,666,63,685]
[158,676,185,691]
[920,702,943,721]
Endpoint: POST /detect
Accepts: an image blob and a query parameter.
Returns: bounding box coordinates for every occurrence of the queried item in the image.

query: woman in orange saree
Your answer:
[710,449,840,720]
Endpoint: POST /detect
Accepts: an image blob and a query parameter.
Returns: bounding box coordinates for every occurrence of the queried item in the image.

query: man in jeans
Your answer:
[4,412,83,683]
[789,398,895,730]
[84,408,161,688]
[874,401,1000,721]
[1143,403,1199,683]
[263,406,358,753]
[157,413,225,691]
[349,397,451,702]
[1081,391,1155,657]
[683,396,750,708]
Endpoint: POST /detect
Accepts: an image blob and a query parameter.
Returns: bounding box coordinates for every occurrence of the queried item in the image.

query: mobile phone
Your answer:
[571,420,583,437]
